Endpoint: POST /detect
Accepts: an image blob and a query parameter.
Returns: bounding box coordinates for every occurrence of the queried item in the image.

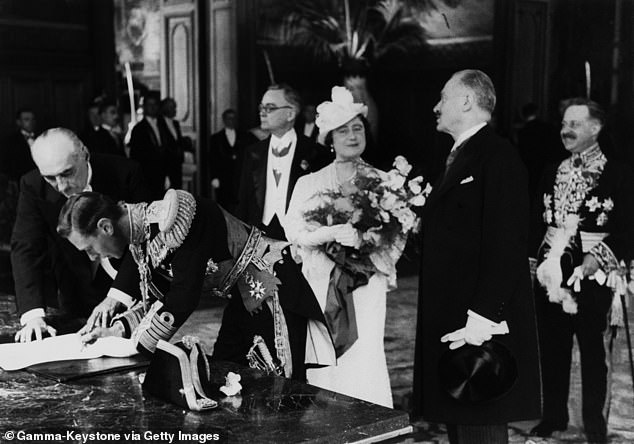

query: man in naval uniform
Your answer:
[57,190,324,382]
[530,98,634,443]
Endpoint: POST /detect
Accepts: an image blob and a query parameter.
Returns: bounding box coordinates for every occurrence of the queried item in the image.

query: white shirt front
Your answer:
[224,128,236,147]
[262,128,297,226]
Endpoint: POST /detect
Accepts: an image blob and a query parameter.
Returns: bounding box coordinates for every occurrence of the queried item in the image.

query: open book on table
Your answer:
[0,333,139,371]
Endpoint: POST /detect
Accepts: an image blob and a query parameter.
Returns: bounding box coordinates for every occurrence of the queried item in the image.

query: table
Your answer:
[0,359,412,443]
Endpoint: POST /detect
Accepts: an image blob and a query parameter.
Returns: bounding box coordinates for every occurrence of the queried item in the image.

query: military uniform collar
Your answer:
[571,143,602,166]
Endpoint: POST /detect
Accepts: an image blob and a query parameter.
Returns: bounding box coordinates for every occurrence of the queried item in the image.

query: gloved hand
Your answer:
[302,224,348,247]
[441,315,500,350]
[334,224,360,248]
[567,253,602,291]
[14,317,57,343]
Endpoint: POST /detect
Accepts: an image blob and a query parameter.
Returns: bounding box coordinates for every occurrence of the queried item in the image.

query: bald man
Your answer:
[11,128,150,342]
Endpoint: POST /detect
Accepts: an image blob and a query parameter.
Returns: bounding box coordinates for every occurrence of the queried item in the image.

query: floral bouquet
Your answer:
[303,155,431,283]
[302,155,430,356]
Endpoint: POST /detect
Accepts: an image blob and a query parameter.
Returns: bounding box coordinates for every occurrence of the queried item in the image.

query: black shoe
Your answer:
[529,421,567,437]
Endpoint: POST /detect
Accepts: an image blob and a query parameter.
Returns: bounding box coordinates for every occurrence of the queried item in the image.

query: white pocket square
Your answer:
[460,176,474,184]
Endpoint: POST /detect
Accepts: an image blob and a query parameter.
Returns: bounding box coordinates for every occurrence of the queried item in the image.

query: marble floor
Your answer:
[1,271,633,443]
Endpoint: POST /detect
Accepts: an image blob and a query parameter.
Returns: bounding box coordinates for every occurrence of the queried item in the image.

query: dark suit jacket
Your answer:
[85,127,125,157]
[235,135,330,231]
[209,128,256,210]
[161,118,185,189]
[10,154,150,318]
[294,120,319,142]
[516,119,566,203]
[0,131,36,183]
[129,118,170,199]
[413,125,541,424]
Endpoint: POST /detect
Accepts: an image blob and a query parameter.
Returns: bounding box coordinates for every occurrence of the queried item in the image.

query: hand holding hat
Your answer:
[316,86,368,136]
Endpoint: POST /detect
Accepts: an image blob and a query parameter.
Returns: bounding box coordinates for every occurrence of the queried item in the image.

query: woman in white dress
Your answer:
[284,86,395,408]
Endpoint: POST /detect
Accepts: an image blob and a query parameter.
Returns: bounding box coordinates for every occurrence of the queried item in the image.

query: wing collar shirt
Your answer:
[19,163,132,324]
[262,128,297,226]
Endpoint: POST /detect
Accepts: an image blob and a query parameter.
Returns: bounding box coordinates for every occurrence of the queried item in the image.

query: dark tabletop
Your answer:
[0,359,411,443]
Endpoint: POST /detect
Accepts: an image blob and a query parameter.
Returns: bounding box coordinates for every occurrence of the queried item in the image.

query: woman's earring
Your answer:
[330,144,334,154]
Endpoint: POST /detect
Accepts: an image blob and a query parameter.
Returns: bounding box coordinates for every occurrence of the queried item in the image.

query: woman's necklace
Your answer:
[335,158,362,184]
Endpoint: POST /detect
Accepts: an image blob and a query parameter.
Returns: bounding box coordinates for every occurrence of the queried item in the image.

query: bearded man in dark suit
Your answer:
[236,84,330,240]
[412,70,541,443]
[11,128,150,342]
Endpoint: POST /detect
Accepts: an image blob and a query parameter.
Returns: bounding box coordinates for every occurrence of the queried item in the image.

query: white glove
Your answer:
[334,224,360,248]
[301,224,347,247]
[441,314,507,350]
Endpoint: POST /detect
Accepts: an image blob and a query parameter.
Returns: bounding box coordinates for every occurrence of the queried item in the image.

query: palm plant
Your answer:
[283,0,430,68]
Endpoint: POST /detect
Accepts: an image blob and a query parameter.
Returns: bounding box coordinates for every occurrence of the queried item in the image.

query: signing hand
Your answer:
[79,296,123,335]
[334,224,360,248]
[14,317,57,343]
[80,322,125,345]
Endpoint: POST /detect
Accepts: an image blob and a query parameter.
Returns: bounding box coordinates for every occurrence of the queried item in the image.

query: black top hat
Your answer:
[439,340,518,404]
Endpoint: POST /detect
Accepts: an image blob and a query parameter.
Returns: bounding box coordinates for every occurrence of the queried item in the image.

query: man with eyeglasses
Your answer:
[11,128,150,342]
[529,98,634,443]
[236,83,330,240]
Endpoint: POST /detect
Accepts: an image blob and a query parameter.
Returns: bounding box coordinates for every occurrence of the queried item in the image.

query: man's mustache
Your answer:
[561,132,576,140]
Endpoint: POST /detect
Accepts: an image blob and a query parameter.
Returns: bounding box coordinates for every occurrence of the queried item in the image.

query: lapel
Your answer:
[174,119,182,139]
[286,137,306,210]
[143,119,160,147]
[425,126,487,209]
[253,138,269,212]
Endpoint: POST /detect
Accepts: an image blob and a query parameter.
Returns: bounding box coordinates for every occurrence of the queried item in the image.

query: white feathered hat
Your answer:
[315,86,368,136]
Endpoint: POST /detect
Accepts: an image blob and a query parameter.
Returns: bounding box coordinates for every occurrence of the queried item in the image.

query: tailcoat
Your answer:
[412,125,541,424]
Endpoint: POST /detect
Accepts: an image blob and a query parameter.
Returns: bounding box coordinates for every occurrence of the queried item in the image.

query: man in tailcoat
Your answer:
[412,70,541,443]
[11,128,150,342]
[85,99,125,157]
[209,109,256,212]
[236,84,330,240]
[129,92,170,199]
[529,98,634,443]
[160,97,186,190]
